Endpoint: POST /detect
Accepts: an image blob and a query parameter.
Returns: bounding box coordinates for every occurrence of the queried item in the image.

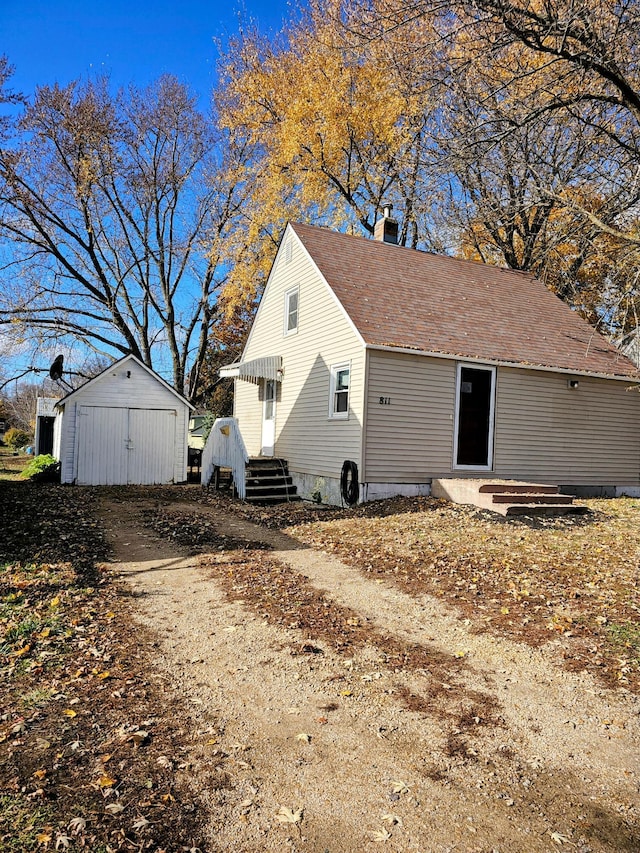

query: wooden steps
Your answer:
[212,457,301,504]
[432,479,588,516]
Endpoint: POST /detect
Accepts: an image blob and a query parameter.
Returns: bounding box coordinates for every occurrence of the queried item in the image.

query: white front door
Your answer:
[261,379,276,456]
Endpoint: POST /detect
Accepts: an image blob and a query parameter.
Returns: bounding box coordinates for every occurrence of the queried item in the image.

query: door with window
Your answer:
[261,379,276,456]
[454,365,496,469]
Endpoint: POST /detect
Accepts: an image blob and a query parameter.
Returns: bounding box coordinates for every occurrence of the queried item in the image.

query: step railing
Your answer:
[200,417,249,500]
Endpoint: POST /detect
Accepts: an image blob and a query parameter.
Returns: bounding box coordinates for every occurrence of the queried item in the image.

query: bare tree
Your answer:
[0,74,253,400]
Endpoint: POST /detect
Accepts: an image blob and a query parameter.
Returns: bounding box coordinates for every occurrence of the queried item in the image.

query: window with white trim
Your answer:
[329,363,350,418]
[284,287,299,335]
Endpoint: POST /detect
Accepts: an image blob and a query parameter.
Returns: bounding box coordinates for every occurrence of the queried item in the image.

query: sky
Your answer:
[1,0,297,386]
[2,0,294,100]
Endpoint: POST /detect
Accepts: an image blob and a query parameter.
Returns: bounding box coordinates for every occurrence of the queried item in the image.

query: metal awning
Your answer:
[219,355,283,385]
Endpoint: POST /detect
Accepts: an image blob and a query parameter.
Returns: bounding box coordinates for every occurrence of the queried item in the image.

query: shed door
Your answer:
[77,407,128,485]
[76,406,176,485]
[128,408,175,484]
[37,416,56,456]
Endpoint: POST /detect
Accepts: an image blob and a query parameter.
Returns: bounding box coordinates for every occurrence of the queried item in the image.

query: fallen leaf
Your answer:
[391,780,409,794]
[381,813,402,825]
[276,807,303,824]
[130,730,149,746]
[132,816,150,831]
[372,828,392,841]
[98,774,117,788]
[105,803,125,815]
[296,733,311,743]
[550,831,573,845]
[62,709,77,718]
[67,817,86,835]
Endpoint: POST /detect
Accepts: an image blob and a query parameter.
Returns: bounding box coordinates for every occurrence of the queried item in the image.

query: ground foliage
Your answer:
[0,482,208,852]
[286,497,640,693]
[150,488,640,693]
[141,502,504,759]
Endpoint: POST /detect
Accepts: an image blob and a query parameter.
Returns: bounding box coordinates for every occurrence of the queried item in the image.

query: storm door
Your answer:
[261,379,276,456]
[454,365,496,469]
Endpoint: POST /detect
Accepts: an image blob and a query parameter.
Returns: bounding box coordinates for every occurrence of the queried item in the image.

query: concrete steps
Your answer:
[432,479,588,516]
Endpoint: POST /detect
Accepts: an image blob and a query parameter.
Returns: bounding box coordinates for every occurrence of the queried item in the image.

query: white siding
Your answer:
[59,357,189,485]
[235,229,364,479]
[494,368,640,485]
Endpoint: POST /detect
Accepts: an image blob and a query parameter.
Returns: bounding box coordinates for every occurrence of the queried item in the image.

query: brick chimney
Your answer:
[374,203,399,245]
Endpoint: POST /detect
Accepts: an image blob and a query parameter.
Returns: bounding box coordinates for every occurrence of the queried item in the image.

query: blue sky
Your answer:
[1,0,297,384]
[2,0,294,99]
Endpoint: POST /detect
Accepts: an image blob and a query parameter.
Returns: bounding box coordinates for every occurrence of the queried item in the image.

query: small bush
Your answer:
[3,427,31,450]
[20,454,60,482]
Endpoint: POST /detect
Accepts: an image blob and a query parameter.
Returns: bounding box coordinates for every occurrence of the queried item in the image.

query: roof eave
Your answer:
[365,343,640,383]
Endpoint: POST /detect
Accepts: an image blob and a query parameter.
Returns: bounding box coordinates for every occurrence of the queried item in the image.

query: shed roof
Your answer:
[291,222,639,380]
[55,354,194,409]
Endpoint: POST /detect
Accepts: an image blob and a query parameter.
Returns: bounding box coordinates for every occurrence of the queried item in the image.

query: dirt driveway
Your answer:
[96,494,640,853]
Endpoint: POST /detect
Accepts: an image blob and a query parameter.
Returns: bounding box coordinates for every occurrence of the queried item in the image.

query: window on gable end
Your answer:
[329,363,350,419]
[284,287,299,335]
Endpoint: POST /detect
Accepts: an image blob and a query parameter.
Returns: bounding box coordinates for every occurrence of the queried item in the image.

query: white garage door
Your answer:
[76,406,176,485]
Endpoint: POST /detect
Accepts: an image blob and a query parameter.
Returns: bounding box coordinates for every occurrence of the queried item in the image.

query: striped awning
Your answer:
[219,355,283,385]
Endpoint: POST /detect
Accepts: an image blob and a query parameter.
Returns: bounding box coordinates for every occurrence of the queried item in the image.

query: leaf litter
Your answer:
[5,482,638,852]
[0,482,209,851]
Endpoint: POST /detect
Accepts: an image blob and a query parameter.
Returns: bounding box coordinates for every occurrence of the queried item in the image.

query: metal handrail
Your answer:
[200,417,249,499]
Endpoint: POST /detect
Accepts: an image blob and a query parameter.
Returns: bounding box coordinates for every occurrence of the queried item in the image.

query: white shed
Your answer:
[54,354,193,486]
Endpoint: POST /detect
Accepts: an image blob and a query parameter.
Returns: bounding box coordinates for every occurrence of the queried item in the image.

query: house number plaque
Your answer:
[379,396,391,405]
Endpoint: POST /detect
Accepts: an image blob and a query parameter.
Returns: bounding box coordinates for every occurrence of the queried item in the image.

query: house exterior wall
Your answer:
[363,351,456,483]
[363,350,640,488]
[234,230,365,497]
[494,368,640,485]
[58,358,189,485]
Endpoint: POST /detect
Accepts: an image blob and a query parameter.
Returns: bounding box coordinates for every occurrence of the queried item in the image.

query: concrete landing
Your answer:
[432,479,589,517]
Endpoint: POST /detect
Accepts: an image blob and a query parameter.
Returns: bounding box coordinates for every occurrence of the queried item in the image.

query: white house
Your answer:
[221,215,640,505]
[54,354,193,486]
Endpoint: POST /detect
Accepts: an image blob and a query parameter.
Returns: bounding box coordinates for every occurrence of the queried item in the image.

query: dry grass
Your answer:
[0,446,29,480]
[287,497,640,691]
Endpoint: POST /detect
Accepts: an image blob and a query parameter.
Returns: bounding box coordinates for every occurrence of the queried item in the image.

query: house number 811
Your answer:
[379,396,391,405]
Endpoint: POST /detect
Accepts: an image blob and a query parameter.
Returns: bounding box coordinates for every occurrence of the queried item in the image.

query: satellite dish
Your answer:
[49,354,64,381]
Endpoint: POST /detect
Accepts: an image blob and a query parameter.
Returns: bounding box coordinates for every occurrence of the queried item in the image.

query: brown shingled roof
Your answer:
[291,222,639,380]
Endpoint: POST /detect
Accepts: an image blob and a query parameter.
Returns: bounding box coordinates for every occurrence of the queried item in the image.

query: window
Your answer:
[284,287,299,335]
[330,363,350,418]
